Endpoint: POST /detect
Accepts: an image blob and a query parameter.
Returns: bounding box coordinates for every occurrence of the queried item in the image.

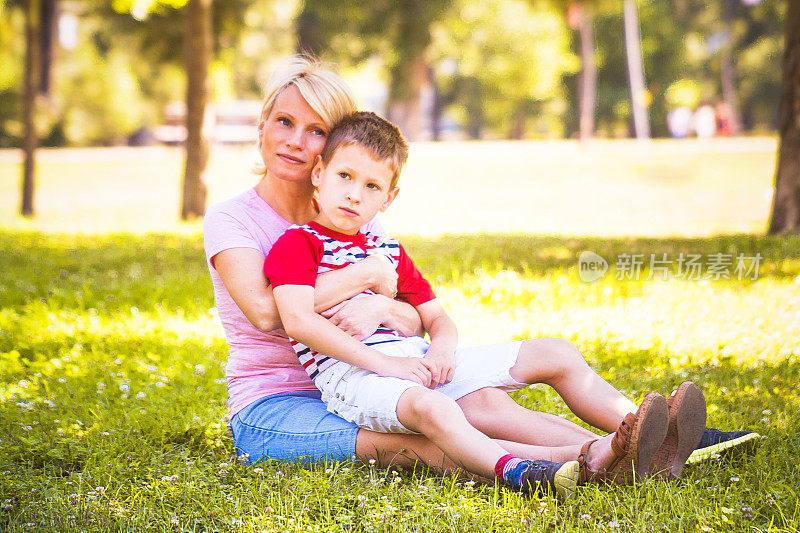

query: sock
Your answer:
[494,454,531,488]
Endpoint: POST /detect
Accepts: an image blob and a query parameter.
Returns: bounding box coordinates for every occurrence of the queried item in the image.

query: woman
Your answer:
[203,56,754,480]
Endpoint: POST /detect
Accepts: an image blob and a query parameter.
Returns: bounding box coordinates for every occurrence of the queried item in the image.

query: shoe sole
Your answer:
[686,432,762,466]
[668,382,707,479]
[632,393,669,482]
[553,460,580,499]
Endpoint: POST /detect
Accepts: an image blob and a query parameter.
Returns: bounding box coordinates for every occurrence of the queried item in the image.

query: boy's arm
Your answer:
[273,284,432,386]
[215,247,410,333]
[415,299,458,388]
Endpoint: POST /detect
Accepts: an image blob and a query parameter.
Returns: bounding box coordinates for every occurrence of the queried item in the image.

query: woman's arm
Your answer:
[273,284,432,385]
[321,294,425,339]
[213,247,420,333]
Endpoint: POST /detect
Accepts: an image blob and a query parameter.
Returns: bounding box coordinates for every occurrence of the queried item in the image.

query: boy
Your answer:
[263,111,581,496]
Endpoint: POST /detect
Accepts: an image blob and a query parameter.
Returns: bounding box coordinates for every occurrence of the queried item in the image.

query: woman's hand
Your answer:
[374,355,432,387]
[321,295,390,340]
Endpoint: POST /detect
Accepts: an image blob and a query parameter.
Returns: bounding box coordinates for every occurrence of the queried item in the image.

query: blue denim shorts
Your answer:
[230,390,359,465]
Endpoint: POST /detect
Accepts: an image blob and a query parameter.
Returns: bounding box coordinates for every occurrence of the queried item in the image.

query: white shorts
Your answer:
[317,337,525,434]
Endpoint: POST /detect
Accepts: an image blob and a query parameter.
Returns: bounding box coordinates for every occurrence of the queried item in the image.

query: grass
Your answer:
[1,140,799,531]
[0,137,778,236]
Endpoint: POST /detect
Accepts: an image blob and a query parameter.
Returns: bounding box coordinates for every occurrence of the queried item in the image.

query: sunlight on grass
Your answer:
[2,229,799,531]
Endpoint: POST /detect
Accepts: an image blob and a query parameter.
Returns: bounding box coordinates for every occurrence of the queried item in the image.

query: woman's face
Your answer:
[258,84,329,184]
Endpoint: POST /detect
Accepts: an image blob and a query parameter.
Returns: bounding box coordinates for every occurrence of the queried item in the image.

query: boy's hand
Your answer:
[374,356,432,387]
[422,349,455,388]
[364,255,398,298]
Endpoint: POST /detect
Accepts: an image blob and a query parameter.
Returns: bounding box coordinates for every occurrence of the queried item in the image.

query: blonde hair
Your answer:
[320,111,408,189]
[254,56,357,176]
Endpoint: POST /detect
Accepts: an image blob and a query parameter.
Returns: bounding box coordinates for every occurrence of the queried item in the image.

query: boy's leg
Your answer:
[394,386,580,495]
[395,386,508,479]
[507,338,637,433]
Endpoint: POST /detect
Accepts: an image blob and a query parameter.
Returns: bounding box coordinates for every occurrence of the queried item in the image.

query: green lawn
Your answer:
[2,140,799,531]
[0,137,779,236]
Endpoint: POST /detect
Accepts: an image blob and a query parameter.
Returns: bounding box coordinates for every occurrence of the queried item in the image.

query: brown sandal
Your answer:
[578,392,669,485]
[649,381,707,480]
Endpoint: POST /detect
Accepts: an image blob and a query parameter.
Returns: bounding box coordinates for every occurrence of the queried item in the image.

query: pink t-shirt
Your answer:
[203,187,384,416]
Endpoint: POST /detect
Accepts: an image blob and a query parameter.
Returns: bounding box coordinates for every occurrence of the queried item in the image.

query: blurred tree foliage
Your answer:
[431,0,578,139]
[0,0,786,146]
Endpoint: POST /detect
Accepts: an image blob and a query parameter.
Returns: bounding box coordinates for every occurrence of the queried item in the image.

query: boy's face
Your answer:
[311,144,399,235]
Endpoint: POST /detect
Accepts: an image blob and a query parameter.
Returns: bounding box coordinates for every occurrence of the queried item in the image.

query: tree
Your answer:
[768,0,800,235]
[622,0,649,139]
[110,0,214,219]
[181,0,210,219]
[567,2,598,142]
[21,0,42,217]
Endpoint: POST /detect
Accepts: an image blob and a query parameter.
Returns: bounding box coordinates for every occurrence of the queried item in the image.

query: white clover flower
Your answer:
[253,467,264,474]
[22,425,32,431]
[58,377,66,383]
[101,431,110,436]
[194,364,205,375]
[136,392,146,399]
[114,358,122,365]
[119,383,130,393]
[730,476,740,482]
[762,409,772,415]
[368,459,376,465]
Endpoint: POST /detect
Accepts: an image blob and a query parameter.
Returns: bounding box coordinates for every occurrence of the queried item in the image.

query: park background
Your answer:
[2,1,800,532]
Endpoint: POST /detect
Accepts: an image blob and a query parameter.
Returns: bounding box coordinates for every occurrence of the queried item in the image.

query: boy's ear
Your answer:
[380,187,399,212]
[310,155,323,187]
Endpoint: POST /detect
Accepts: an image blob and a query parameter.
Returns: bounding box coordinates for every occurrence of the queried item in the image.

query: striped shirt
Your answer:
[263,221,435,381]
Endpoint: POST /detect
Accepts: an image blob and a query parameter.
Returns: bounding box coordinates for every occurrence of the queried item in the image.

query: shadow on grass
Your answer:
[1,230,799,315]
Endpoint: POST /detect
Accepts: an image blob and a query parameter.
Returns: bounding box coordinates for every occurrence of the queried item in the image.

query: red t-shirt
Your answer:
[264,221,435,307]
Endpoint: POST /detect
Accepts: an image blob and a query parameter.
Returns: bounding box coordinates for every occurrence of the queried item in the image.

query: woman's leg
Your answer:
[508,338,637,433]
[458,387,599,446]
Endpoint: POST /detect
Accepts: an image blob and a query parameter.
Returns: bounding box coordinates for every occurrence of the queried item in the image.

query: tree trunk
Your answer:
[296,1,322,56]
[181,0,211,220]
[39,0,56,95]
[387,55,430,141]
[768,0,800,235]
[21,0,42,217]
[577,3,596,142]
[720,0,742,135]
[622,0,650,139]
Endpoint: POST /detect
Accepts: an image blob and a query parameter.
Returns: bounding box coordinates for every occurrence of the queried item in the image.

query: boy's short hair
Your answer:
[320,111,409,188]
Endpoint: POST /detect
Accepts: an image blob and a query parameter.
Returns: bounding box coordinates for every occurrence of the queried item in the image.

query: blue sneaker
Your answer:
[686,428,761,465]
[514,460,579,498]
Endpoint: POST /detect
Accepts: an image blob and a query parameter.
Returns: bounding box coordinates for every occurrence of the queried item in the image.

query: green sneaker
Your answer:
[686,429,761,465]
